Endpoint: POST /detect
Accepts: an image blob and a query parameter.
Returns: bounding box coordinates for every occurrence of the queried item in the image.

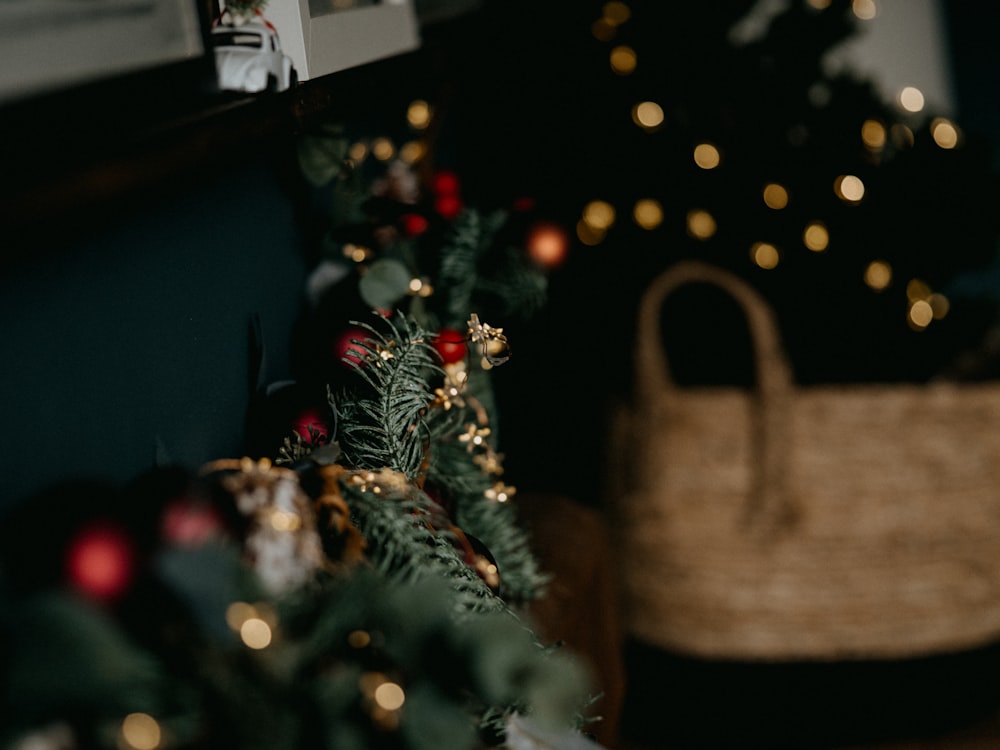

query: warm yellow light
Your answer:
[576,220,606,246]
[864,260,892,290]
[834,174,865,203]
[371,137,395,161]
[929,293,950,319]
[583,200,616,230]
[603,1,631,25]
[803,221,829,252]
[931,118,960,149]
[345,244,371,263]
[762,183,789,209]
[348,141,368,162]
[406,100,432,130]
[693,143,720,169]
[270,510,301,532]
[121,713,161,750]
[633,199,663,229]
[632,101,664,131]
[861,119,886,150]
[909,299,934,329]
[225,601,256,631]
[751,242,780,269]
[898,86,925,113]
[241,618,273,649]
[348,630,372,649]
[399,140,426,164]
[891,123,915,148]
[852,0,877,20]
[686,209,716,239]
[592,18,616,41]
[374,681,406,711]
[906,278,932,303]
[610,45,637,75]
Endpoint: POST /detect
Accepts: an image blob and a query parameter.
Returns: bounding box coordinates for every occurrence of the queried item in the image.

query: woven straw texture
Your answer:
[608,260,1000,661]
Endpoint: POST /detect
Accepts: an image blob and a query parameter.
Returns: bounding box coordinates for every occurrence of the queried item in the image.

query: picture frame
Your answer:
[257,0,421,82]
[0,0,212,106]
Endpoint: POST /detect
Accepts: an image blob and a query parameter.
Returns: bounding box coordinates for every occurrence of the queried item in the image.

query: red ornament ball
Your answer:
[526,221,570,269]
[433,328,468,364]
[400,212,429,237]
[293,407,329,441]
[334,326,371,368]
[434,194,464,221]
[431,170,461,197]
[161,497,224,547]
[65,521,136,602]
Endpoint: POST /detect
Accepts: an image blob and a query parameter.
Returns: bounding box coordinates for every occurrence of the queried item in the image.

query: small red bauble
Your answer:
[161,497,224,547]
[334,326,371,367]
[293,407,329,441]
[431,170,461,197]
[400,212,429,237]
[434,194,464,221]
[65,521,136,602]
[433,329,468,364]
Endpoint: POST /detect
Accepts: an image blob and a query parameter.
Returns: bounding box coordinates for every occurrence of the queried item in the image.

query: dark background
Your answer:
[2,3,1000,749]
[3,0,999,510]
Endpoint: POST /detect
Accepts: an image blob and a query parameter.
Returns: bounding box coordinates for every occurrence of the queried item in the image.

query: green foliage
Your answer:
[297,122,352,188]
[0,515,589,750]
[341,477,503,614]
[435,209,508,328]
[332,314,443,480]
[359,258,414,311]
[0,591,167,742]
[323,310,548,604]
[423,412,548,602]
[0,114,587,750]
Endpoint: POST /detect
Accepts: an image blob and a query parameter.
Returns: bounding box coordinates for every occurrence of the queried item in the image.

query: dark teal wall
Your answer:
[0,159,308,512]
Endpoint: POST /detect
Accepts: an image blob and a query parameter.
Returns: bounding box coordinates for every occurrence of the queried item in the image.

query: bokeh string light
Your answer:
[577,0,970,336]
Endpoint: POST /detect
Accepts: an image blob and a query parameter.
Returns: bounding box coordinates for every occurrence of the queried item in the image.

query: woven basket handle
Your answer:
[635,261,793,400]
[634,260,797,531]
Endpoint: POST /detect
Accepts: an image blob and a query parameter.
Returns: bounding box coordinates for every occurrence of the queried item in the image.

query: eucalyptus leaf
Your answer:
[297,124,350,187]
[358,258,412,310]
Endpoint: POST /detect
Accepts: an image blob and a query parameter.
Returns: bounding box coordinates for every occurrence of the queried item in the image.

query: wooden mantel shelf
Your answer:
[0,47,432,249]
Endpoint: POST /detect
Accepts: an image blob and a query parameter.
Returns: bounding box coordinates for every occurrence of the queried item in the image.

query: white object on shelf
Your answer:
[261,0,420,82]
[212,19,297,93]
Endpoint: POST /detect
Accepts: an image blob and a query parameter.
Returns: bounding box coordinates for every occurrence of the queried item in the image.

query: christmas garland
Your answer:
[0,116,596,749]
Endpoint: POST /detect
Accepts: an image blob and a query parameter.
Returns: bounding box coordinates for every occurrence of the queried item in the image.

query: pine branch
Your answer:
[454,483,549,603]
[343,480,505,615]
[436,209,509,327]
[425,408,550,602]
[475,245,549,321]
[332,314,443,480]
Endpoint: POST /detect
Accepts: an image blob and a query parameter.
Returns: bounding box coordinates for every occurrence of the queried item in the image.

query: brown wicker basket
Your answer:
[607,260,1000,661]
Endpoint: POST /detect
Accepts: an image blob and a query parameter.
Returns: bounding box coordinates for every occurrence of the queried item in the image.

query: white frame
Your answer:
[261,0,420,82]
[0,0,206,104]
